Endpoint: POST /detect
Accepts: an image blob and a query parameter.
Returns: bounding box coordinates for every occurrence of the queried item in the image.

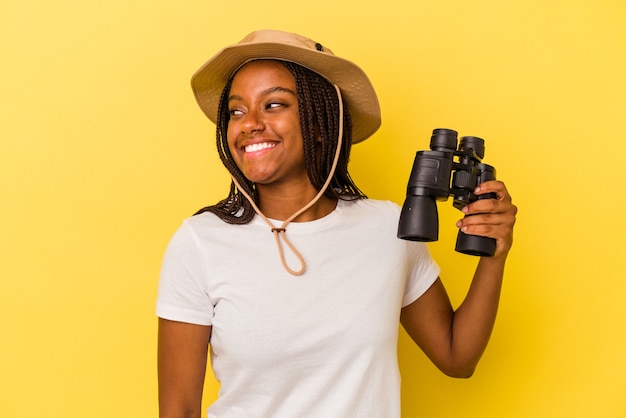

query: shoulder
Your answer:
[164,211,239,252]
[181,211,226,230]
[339,198,401,222]
[341,198,400,213]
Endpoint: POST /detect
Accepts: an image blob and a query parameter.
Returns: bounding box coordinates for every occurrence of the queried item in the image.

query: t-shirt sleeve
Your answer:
[156,220,214,326]
[402,240,441,307]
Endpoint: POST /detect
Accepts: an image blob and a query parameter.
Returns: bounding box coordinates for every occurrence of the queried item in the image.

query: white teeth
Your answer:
[244,142,276,153]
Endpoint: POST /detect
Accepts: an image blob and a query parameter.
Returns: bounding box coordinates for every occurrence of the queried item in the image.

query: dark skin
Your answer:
[158,321,210,418]
[158,61,518,417]
[401,181,516,377]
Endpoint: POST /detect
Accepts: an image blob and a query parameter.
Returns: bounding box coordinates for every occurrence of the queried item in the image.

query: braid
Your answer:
[194,60,366,223]
[282,61,365,200]
[194,78,256,223]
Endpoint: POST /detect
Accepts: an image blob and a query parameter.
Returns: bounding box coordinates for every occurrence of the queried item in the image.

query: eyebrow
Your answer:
[228,86,297,102]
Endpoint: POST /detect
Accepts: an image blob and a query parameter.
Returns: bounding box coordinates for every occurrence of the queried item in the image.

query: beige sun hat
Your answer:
[190,29,381,144]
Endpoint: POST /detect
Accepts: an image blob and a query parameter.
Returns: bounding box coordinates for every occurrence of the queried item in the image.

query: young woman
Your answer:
[157,30,517,418]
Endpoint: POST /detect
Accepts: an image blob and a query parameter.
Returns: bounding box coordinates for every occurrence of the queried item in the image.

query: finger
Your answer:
[456,215,515,248]
[458,211,515,229]
[457,206,517,236]
[462,198,499,215]
[475,180,512,203]
[460,223,515,258]
[463,198,517,217]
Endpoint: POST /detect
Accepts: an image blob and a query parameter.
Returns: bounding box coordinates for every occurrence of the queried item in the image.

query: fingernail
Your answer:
[456,220,462,227]
[474,186,481,193]
[462,206,469,213]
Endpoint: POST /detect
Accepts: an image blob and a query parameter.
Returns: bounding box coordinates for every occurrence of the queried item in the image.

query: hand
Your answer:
[456,180,517,259]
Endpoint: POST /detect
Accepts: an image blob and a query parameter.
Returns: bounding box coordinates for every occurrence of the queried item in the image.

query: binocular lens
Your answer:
[398,196,439,242]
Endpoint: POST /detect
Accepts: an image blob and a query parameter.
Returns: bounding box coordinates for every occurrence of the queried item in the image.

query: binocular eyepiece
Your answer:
[397,128,497,256]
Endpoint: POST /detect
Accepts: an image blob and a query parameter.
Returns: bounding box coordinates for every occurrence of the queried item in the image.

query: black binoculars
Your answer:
[397,128,497,256]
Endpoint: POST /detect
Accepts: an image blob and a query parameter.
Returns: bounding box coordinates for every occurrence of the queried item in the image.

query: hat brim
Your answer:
[191,40,381,144]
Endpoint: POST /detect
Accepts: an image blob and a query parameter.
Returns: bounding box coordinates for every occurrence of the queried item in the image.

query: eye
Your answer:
[229,108,244,117]
[266,102,284,110]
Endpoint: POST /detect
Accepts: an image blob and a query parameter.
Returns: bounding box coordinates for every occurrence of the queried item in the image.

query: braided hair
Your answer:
[195,60,367,223]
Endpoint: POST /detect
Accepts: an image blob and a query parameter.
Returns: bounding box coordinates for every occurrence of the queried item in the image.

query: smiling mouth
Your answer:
[244,142,277,153]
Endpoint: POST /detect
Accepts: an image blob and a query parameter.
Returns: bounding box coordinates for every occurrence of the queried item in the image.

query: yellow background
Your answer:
[2,0,625,416]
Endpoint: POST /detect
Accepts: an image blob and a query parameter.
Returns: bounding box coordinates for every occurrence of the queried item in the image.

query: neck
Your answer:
[256,182,337,222]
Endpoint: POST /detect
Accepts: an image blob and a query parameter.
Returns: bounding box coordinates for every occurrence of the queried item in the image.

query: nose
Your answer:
[240,109,265,134]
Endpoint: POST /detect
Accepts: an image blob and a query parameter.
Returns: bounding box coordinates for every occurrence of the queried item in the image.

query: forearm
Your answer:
[449,255,506,375]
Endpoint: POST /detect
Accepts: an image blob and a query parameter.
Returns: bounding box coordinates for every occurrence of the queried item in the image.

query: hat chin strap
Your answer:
[231,84,344,276]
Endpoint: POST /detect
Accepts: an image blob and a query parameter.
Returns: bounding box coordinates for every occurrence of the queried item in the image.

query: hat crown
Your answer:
[238,30,335,56]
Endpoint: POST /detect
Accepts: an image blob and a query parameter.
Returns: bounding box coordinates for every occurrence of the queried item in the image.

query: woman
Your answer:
[157,29,517,418]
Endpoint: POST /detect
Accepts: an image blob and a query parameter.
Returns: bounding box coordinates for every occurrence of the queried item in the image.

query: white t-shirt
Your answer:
[157,198,440,418]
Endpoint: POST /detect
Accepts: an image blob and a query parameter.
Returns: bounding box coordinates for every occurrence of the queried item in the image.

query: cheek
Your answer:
[280,116,304,145]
